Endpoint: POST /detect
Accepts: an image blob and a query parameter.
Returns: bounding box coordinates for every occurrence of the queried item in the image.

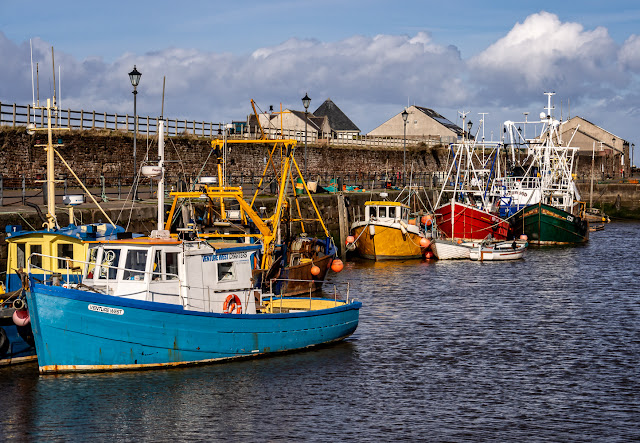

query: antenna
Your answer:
[30,40,35,112]
[51,47,56,107]
[36,63,40,106]
[161,76,166,119]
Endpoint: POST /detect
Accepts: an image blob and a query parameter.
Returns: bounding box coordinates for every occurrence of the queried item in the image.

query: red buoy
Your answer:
[331,259,344,273]
[420,238,430,248]
[346,235,355,244]
[310,265,321,276]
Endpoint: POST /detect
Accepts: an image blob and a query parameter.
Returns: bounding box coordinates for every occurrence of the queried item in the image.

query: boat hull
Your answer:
[0,319,37,366]
[434,202,510,241]
[430,238,476,260]
[351,224,424,260]
[512,203,589,245]
[26,284,361,373]
[469,241,527,261]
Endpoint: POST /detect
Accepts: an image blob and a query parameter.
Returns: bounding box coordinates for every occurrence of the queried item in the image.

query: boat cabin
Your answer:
[81,237,263,314]
[364,201,411,223]
[4,223,125,292]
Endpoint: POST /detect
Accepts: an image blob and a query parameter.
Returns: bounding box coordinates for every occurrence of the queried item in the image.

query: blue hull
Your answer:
[26,284,361,373]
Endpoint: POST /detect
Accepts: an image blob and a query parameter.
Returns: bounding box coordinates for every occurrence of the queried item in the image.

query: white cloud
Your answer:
[468,11,623,101]
[619,34,640,71]
[1,16,639,140]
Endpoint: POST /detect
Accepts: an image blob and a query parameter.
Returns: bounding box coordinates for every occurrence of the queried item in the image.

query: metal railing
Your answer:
[0,101,223,138]
[1,101,454,147]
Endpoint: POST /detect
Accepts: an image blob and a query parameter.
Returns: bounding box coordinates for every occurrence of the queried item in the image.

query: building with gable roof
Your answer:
[313,99,360,140]
[560,116,631,178]
[367,105,463,143]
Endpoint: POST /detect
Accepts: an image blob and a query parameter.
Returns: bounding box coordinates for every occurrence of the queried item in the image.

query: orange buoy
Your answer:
[310,265,321,276]
[346,235,355,244]
[331,259,344,273]
[426,219,432,226]
[409,218,416,225]
[419,238,430,248]
[425,251,434,259]
[457,239,463,244]
[520,234,528,241]
[421,215,428,225]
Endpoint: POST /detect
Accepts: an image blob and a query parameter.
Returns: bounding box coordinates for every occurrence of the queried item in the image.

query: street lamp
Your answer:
[302,93,311,176]
[128,65,141,200]
[401,109,408,186]
[467,120,473,140]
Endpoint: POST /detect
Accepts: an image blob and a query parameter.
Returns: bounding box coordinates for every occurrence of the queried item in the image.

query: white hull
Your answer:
[430,239,477,260]
[469,241,527,261]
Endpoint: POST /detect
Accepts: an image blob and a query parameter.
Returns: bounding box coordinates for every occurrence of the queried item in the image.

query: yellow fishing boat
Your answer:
[349,200,429,260]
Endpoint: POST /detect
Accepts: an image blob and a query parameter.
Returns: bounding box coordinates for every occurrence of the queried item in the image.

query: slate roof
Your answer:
[414,106,463,137]
[313,99,360,132]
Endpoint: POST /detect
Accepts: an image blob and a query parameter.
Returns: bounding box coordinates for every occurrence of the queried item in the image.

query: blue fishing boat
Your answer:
[25,234,361,373]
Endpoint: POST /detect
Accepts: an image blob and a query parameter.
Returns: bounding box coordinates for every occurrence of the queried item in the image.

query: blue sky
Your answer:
[1,1,640,157]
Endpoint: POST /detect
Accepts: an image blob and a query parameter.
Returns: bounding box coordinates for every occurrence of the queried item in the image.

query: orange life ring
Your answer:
[223,294,242,314]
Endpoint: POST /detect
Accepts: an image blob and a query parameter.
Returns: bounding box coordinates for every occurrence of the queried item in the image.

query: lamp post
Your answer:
[401,109,408,186]
[128,65,141,200]
[302,93,311,176]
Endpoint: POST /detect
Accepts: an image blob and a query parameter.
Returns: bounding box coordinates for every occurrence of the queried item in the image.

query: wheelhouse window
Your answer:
[152,250,163,280]
[388,206,396,219]
[218,261,236,282]
[17,244,26,269]
[86,248,99,279]
[99,248,121,280]
[166,252,179,280]
[30,245,42,269]
[123,249,148,281]
[57,243,75,269]
[379,207,388,218]
[368,206,378,219]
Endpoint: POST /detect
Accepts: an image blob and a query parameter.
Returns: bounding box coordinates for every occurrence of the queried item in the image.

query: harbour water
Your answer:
[1,222,639,441]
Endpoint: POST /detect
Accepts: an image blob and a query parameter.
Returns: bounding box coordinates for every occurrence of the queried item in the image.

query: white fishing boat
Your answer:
[469,239,527,261]
[430,238,478,260]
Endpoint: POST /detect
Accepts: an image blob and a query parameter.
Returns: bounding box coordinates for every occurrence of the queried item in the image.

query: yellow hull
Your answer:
[352,224,424,260]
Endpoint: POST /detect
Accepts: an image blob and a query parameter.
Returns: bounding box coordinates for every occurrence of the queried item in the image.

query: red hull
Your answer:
[434,202,510,240]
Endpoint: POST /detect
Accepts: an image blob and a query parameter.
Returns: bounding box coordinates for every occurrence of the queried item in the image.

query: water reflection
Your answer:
[1,223,639,441]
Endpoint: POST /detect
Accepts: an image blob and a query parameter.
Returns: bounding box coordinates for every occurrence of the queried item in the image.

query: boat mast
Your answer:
[158,120,165,231]
[45,98,57,229]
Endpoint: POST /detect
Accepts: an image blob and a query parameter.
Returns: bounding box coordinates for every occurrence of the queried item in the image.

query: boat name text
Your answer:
[202,252,248,262]
[88,304,124,315]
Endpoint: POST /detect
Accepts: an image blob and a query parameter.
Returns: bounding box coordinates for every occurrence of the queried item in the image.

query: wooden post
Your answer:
[0,173,3,206]
[337,193,348,260]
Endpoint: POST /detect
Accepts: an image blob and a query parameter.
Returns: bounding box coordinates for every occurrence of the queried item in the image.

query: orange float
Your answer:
[331,259,344,273]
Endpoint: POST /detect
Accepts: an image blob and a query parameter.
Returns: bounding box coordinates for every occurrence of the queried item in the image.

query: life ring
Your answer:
[223,294,242,314]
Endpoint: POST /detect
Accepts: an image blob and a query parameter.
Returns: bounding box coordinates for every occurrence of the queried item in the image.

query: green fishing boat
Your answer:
[512,202,589,246]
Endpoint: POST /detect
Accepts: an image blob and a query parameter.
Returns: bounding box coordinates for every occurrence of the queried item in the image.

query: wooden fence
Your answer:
[0,101,451,148]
